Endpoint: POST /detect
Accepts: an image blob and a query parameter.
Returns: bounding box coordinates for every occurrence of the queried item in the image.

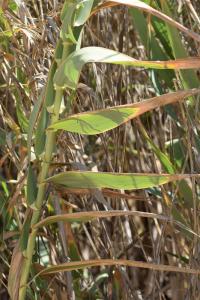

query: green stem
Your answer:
[19,88,63,300]
[18,39,70,299]
[19,37,73,300]
[18,1,84,297]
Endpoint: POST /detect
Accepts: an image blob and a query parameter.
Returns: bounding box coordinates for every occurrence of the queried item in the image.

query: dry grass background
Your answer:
[1,0,200,299]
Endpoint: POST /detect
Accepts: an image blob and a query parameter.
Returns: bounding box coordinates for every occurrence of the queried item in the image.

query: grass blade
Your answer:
[33,210,171,228]
[34,210,198,238]
[49,89,200,134]
[39,258,200,276]
[45,171,189,190]
[54,46,200,89]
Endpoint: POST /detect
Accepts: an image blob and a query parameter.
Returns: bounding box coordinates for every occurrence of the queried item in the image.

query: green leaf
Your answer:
[60,2,77,42]
[0,128,6,146]
[138,121,175,174]
[27,61,57,160]
[165,138,185,169]
[130,8,174,89]
[178,180,193,209]
[45,61,57,107]
[54,46,200,89]
[8,0,18,11]
[19,213,32,251]
[74,0,94,26]
[152,16,173,58]
[129,7,181,122]
[45,171,188,190]
[160,1,199,90]
[27,89,45,160]
[172,207,192,239]
[50,106,139,134]
[27,165,37,206]
[49,89,200,135]
[54,39,63,62]
[35,108,48,156]
[112,270,123,300]
[0,29,12,37]
[16,102,29,133]
[0,216,4,249]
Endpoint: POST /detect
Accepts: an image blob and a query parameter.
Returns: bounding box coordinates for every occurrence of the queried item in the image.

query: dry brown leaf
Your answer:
[8,243,24,300]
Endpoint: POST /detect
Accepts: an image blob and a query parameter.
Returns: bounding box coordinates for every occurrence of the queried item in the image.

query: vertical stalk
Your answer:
[19,31,76,300]
[19,86,63,300]
[18,0,88,296]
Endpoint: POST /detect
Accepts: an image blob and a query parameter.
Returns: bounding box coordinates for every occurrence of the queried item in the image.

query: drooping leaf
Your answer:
[45,171,190,190]
[54,46,200,89]
[33,210,171,229]
[39,258,200,276]
[34,209,198,238]
[50,106,139,134]
[48,89,200,135]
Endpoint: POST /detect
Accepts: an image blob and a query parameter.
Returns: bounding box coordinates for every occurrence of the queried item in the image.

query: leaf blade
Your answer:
[54,46,200,89]
[49,89,200,134]
[45,171,188,190]
[33,210,171,229]
[40,258,200,276]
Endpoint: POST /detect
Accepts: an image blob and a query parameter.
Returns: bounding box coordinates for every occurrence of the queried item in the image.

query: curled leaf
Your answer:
[54,46,200,89]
